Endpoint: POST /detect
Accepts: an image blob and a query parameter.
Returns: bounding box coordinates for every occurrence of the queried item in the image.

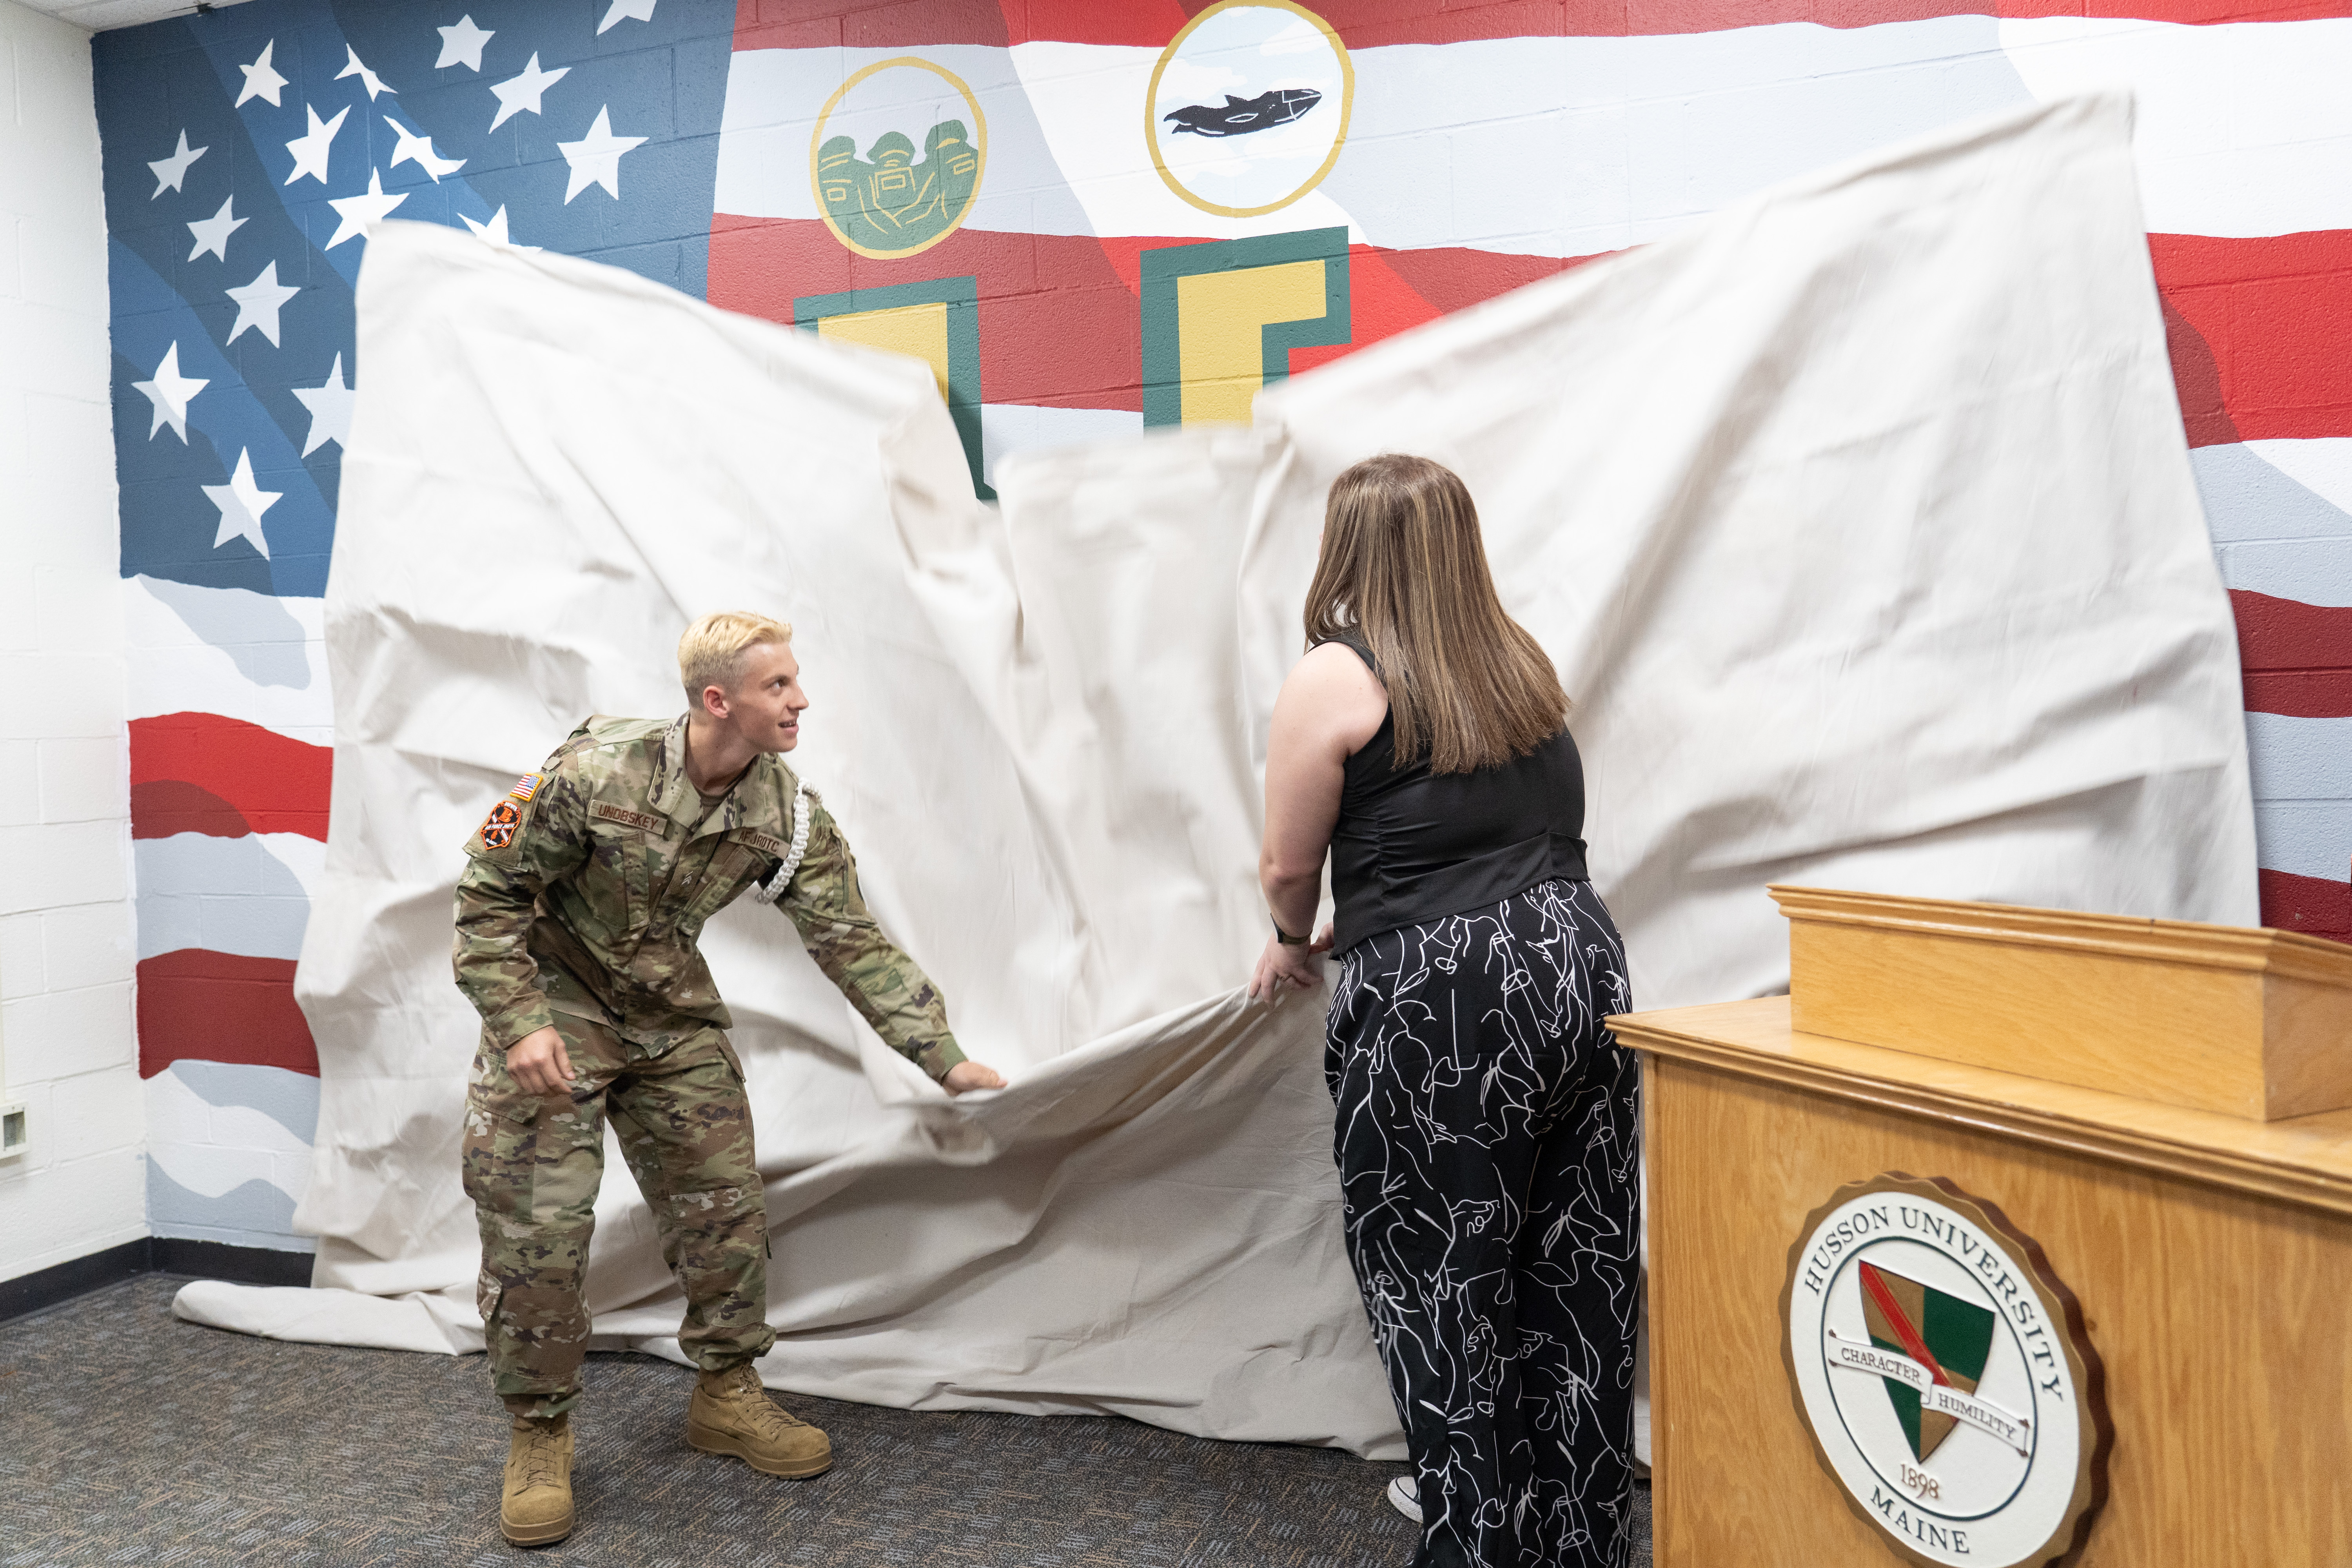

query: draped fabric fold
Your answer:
[175,94,2250,1466]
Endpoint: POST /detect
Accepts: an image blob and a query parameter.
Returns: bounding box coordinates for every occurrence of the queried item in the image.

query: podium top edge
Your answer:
[1765,884,2352,986]
[1610,995,2352,1217]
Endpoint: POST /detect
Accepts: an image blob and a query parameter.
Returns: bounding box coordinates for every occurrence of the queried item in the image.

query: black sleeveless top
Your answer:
[1325,635,1589,953]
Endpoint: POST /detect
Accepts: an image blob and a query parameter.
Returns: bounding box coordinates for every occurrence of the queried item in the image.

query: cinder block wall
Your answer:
[73,0,2352,1268]
[0,0,143,1286]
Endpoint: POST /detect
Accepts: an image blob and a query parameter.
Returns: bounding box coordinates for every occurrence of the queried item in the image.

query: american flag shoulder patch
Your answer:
[510,773,543,802]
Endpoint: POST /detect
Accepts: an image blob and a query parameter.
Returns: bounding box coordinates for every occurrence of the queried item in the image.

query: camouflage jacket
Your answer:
[452,713,965,1081]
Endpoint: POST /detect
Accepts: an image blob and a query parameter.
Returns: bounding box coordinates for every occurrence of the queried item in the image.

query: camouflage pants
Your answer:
[461,1014,775,1418]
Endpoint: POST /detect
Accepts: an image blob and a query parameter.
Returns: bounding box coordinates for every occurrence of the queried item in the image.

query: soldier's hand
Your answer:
[506,1025,576,1097]
[942,1060,1005,1095]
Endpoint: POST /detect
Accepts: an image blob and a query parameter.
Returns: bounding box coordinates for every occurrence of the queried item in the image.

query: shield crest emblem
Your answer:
[1858,1259,1998,1462]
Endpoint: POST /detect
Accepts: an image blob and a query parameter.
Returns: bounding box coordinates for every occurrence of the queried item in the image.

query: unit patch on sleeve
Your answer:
[590,801,664,833]
[479,799,522,850]
[510,772,543,801]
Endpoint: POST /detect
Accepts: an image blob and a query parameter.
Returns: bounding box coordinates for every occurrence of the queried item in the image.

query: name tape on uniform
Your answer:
[590,802,664,832]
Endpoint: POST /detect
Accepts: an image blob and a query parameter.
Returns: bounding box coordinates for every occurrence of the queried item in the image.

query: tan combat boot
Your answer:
[686,1364,833,1477]
[500,1414,576,1546]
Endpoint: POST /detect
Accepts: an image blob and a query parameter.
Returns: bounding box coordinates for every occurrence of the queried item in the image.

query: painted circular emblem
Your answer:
[1782,1175,2109,1568]
[1146,0,1353,219]
[809,56,987,260]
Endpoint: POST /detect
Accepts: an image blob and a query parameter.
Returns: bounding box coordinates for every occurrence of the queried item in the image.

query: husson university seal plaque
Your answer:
[1782,1175,2111,1567]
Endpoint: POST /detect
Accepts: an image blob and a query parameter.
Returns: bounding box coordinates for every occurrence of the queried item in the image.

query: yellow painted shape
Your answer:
[1175,259,1327,425]
[817,301,950,402]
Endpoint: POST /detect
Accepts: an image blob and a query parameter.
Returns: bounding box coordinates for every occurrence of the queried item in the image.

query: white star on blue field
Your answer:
[97,0,735,600]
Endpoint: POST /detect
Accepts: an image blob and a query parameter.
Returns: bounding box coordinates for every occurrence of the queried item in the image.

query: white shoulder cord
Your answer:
[750,779,816,905]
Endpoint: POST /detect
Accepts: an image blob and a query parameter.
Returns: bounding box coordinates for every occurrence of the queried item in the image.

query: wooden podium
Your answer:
[1610,888,2352,1568]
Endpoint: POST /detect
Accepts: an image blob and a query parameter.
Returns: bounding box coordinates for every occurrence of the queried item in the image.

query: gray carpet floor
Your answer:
[0,1275,1651,1566]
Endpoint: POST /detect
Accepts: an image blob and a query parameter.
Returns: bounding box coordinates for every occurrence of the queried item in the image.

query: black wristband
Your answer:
[1272,914,1309,947]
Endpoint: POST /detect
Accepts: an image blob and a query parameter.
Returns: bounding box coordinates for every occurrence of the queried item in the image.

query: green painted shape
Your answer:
[1869,1283,1997,1461]
[1877,1364,1926,1459]
[816,121,981,255]
[1138,227,1352,429]
[1924,1288,1997,1385]
[792,275,992,501]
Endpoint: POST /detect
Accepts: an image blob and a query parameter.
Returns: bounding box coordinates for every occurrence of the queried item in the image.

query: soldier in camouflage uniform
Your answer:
[452,610,1002,1546]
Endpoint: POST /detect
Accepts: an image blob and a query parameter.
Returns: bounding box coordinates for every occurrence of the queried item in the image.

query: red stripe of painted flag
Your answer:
[2230,591,2352,719]
[2156,231,2352,448]
[128,712,332,841]
[2261,867,2352,944]
[735,0,2352,51]
[136,950,318,1078]
[715,215,2352,451]
[711,216,1602,405]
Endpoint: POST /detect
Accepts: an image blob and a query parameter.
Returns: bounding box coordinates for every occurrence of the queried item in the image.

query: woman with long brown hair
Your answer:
[1249,455,1641,1568]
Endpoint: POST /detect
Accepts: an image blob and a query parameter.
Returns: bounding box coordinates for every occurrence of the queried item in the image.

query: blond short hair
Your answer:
[679,611,792,710]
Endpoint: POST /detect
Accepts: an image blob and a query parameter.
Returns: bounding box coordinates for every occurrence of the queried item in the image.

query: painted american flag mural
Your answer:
[97,0,2352,1252]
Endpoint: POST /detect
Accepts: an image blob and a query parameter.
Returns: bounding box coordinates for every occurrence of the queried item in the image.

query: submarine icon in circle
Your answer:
[1163,87,1323,137]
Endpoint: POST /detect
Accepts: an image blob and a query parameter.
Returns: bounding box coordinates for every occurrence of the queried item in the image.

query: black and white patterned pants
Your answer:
[1327,878,1642,1568]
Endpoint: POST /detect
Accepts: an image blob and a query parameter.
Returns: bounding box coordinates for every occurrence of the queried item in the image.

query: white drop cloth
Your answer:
[1239,92,2257,1005]
[176,95,2253,1463]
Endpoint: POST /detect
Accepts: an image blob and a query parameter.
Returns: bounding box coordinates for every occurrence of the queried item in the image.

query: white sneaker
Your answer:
[1387,1474,1423,1524]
